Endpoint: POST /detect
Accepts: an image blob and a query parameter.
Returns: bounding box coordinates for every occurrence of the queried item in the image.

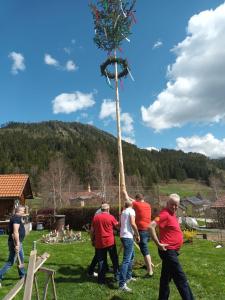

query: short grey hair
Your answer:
[169,193,180,203]
[101,203,110,211]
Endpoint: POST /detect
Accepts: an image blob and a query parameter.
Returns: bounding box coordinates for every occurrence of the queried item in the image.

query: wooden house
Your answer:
[181,196,210,217]
[0,174,33,220]
[68,185,104,207]
[211,196,225,228]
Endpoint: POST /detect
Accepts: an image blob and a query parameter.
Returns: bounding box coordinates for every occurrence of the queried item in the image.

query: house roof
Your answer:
[182,196,204,206]
[211,196,225,208]
[69,191,103,201]
[0,174,33,199]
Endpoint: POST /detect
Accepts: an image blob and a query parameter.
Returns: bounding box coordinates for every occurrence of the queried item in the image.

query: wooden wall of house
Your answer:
[217,208,225,228]
[0,199,14,219]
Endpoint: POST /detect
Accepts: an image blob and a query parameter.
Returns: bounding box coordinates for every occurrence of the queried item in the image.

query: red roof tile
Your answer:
[0,174,31,198]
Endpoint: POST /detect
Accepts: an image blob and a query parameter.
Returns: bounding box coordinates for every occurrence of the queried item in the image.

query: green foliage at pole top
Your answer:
[90,0,136,52]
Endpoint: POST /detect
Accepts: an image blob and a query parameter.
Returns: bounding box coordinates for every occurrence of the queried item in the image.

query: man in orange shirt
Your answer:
[123,191,153,277]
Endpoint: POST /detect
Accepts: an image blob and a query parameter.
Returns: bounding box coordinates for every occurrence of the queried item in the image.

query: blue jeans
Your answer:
[158,249,194,300]
[119,238,134,287]
[138,230,150,256]
[0,240,26,281]
[96,244,119,284]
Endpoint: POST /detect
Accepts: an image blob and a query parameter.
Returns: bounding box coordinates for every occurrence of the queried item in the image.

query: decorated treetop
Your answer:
[90,0,136,52]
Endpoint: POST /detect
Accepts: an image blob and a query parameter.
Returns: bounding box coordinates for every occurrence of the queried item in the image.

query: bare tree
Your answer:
[209,171,225,200]
[39,155,80,210]
[90,149,114,201]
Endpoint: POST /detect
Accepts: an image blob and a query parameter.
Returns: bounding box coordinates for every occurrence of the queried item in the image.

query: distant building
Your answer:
[0,174,33,234]
[68,185,104,207]
[0,174,33,220]
[211,196,225,228]
[181,196,211,216]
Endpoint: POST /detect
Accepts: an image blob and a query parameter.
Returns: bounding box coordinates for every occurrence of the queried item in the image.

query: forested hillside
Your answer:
[0,121,224,193]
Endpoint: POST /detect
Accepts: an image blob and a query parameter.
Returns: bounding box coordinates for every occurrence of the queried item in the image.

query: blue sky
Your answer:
[1,0,225,158]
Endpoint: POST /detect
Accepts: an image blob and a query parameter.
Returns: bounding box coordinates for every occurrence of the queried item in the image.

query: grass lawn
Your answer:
[0,231,225,300]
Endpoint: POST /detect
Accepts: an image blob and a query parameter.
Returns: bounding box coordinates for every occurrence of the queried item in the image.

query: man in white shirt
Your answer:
[119,200,140,292]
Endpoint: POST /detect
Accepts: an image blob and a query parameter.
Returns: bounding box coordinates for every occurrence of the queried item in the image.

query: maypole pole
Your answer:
[90,0,136,210]
[114,49,126,195]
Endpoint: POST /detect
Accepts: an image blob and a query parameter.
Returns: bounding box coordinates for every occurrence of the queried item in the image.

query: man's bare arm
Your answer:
[130,215,140,242]
[149,221,168,251]
[13,223,20,253]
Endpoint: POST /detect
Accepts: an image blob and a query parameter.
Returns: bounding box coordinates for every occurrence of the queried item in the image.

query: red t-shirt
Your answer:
[155,208,183,250]
[92,212,118,249]
[132,201,151,230]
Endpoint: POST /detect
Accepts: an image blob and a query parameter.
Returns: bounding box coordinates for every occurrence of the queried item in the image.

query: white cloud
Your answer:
[121,112,134,135]
[142,3,225,131]
[146,147,160,152]
[65,60,77,71]
[123,136,135,144]
[152,40,163,49]
[176,133,225,158]
[44,54,59,67]
[99,99,116,120]
[81,113,88,118]
[63,47,72,55]
[52,91,95,114]
[8,52,25,74]
[99,99,135,141]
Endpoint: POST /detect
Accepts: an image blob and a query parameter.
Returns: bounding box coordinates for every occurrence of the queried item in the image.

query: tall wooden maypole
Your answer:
[90,0,136,209]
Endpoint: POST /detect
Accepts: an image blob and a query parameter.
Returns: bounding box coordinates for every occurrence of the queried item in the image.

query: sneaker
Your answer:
[119,283,132,292]
[87,272,98,278]
[126,277,137,283]
[144,272,153,278]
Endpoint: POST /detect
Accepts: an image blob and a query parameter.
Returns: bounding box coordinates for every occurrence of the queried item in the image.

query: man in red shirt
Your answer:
[149,194,194,300]
[91,203,119,284]
[132,193,153,277]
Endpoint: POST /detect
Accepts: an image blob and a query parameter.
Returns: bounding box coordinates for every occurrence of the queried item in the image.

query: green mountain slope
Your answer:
[0,121,223,192]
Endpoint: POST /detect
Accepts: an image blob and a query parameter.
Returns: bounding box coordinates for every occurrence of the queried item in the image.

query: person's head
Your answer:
[124,199,133,208]
[135,193,144,201]
[167,194,180,214]
[101,203,110,212]
[15,205,25,216]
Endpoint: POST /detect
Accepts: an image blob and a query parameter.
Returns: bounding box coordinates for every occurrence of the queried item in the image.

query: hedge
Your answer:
[58,206,120,230]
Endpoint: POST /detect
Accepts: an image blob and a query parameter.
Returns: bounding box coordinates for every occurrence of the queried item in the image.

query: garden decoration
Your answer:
[90,0,136,209]
[41,226,82,244]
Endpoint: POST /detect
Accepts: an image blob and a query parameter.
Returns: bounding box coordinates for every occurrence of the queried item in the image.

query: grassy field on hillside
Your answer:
[0,231,225,299]
[158,179,215,199]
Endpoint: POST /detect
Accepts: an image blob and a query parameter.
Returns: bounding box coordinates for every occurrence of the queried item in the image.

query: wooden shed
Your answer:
[0,174,33,220]
[211,196,225,228]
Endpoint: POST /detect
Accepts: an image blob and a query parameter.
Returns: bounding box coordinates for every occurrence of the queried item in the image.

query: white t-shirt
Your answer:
[120,207,135,239]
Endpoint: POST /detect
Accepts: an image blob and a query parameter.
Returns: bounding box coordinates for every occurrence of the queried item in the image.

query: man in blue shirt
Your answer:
[0,205,26,288]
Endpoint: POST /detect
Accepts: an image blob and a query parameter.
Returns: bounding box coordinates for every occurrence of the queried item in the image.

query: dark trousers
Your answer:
[96,244,119,284]
[158,249,194,300]
[88,249,109,275]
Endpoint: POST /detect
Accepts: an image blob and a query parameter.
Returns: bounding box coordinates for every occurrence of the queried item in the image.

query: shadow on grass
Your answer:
[55,264,118,290]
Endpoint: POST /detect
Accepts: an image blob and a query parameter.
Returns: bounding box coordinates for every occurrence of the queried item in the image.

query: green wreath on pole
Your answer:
[100,57,129,79]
